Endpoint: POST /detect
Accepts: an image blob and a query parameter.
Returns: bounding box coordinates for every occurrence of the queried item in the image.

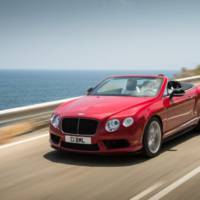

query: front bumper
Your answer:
[49,124,143,154]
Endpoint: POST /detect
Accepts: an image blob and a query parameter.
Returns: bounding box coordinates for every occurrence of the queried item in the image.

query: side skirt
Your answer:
[163,125,196,143]
[163,117,199,141]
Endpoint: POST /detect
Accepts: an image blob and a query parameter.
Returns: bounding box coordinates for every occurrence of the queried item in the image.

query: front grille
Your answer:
[61,141,99,151]
[62,118,78,134]
[62,118,98,135]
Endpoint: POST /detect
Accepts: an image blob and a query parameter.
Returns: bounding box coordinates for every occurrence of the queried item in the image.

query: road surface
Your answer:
[1,128,200,200]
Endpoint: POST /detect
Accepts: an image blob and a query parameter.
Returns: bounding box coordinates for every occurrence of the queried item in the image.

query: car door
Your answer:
[184,86,198,119]
[163,81,196,134]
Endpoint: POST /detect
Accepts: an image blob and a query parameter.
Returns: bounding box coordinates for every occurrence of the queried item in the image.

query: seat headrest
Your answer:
[126,79,137,90]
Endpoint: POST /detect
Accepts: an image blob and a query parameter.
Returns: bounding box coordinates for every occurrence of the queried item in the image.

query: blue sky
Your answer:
[0,0,200,70]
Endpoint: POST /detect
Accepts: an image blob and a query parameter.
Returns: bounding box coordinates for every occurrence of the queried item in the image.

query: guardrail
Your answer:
[0,96,81,143]
[0,96,81,126]
[0,75,200,143]
[176,75,200,82]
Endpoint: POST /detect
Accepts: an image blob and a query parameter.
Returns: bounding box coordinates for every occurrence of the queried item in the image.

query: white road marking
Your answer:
[148,166,200,200]
[0,134,48,150]
[130,182,164,200]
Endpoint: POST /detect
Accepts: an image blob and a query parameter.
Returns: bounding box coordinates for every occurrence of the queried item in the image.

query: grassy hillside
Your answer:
[176,65,200,78]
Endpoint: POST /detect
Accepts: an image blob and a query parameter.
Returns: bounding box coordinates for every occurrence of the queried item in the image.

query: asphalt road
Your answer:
[1,128,200,200]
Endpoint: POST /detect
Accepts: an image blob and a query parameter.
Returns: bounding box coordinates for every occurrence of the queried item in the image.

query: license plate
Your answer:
[65,135,91,144]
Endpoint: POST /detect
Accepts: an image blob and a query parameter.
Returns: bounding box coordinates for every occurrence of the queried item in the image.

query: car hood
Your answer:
[56,96,155,120]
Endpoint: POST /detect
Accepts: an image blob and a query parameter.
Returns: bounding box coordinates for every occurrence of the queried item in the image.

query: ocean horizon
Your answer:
[0,69,178,110]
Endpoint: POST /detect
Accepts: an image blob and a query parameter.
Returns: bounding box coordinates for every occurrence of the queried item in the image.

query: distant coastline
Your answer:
[175,65,200,78]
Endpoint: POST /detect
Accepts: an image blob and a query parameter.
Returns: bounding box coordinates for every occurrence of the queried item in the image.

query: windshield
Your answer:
[90,77,163,97]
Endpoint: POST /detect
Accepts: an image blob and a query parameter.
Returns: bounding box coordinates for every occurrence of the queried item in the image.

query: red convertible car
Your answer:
[49,74,200,157]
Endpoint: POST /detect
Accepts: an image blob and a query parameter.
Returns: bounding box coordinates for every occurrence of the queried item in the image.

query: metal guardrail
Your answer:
[176,75,200,82]
[0,97,80,116]
[0,96,81,126]
[0,96,81,143]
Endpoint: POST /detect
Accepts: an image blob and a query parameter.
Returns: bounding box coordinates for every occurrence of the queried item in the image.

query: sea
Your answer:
[0,70,178,110]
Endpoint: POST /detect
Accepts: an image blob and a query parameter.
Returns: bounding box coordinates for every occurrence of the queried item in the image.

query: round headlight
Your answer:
[123,117,134,127]
[50,114,61,128]
[105,119,120,132]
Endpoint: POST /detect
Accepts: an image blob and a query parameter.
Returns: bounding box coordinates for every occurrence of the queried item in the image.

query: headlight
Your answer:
[105,119,120,132]
[123,117,134,127]
[50,114,61,128]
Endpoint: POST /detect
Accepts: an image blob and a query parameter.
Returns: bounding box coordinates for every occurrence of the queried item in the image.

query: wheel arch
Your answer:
[140,114,163,144]
[152,115,163,133]
[141,115,163,157]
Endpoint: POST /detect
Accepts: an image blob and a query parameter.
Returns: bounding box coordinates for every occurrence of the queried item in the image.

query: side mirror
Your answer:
[170,88,185,98]
[87,87,93,95]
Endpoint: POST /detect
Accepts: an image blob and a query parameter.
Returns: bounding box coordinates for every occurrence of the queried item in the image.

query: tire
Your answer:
[143,118,162,158]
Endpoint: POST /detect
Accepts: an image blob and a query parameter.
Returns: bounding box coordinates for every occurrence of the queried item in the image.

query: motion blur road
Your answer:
[1,128,200,200]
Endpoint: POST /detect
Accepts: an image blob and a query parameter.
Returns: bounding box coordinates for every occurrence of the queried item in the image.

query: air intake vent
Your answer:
[61,142,99,151]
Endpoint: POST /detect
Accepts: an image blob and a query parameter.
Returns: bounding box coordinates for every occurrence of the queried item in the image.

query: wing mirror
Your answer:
[87,87,93,95]
[169,88,185,98]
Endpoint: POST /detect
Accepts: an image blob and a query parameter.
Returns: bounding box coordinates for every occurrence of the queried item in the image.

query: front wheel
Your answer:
[143,118,162,158]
